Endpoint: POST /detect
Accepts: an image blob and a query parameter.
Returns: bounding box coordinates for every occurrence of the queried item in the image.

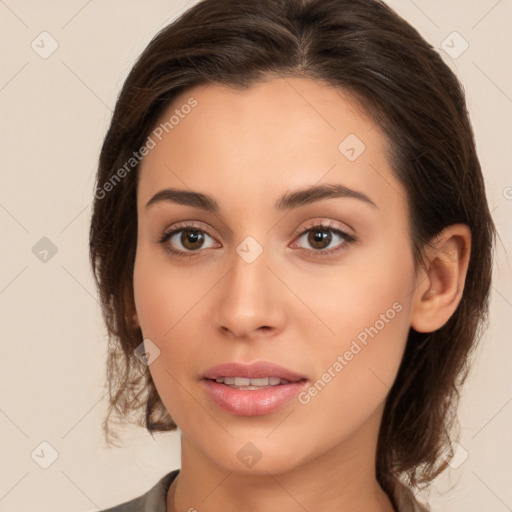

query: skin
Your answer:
[132,76,471,512]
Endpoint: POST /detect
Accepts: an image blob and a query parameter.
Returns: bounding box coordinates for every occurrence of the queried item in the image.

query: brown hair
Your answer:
[89,0,496,495]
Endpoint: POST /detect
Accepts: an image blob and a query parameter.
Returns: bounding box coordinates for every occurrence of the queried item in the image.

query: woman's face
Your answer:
[133,77,421,474]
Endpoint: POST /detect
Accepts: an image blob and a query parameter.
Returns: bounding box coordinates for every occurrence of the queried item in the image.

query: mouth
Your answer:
[202,360,308,382]
[207,376,305,390]
[201,361,309,416]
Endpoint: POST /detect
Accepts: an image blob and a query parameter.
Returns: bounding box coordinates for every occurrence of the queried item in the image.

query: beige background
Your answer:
[0,1,511,511]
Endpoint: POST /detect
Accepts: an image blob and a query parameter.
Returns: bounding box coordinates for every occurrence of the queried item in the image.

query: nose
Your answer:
[212,242,286,341]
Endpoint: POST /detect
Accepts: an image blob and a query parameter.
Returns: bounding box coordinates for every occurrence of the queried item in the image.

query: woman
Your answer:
[89,0,496,510]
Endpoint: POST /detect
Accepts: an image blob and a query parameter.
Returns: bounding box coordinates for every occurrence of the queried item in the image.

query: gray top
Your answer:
[100,469,429,512]
[101,470,179,512]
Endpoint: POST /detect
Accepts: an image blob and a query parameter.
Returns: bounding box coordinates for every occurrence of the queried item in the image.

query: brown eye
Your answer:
[306,228,333,250]
[179,228,206,250]
[294,223,356,256]
[158,224,217,258]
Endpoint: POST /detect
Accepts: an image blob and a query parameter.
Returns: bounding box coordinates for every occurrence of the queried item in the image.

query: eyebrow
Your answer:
[145,183,378,212]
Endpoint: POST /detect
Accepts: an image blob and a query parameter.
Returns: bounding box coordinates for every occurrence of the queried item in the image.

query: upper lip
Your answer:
[202,361,308,382]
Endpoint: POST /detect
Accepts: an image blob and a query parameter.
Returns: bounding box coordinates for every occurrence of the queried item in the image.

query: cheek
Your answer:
[290,251,415,437]
[133,242,208,341]
[133,246,216,424]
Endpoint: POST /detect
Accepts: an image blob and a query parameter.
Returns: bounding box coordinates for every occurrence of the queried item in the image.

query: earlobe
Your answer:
[411,224,471,333]
[123,283,140,328]
[124,306,140,329]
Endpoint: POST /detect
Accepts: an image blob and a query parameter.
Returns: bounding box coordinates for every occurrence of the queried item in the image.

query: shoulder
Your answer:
[100,469,180,512]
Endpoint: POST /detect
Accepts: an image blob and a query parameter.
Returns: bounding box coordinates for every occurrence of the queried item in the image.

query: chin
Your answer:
[202,438,308,476]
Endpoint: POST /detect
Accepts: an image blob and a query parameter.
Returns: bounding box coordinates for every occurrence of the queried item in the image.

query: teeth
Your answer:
[214,376,293,387]
[251,377,271,386]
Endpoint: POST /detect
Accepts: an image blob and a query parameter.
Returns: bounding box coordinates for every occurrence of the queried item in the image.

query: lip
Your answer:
[201,361,309,416]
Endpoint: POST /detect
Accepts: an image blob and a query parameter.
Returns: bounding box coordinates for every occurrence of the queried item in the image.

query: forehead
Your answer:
[137,76,404,216]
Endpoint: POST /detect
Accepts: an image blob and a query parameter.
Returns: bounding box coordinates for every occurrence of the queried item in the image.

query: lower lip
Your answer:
[202,379,309,416]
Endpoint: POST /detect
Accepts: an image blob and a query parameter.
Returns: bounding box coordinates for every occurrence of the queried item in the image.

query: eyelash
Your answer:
[157,221,357,260]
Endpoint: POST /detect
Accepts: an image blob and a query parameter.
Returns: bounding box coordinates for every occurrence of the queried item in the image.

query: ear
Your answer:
[411,224,471,333]
[131,311,140,329]
[123,281,140,329]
